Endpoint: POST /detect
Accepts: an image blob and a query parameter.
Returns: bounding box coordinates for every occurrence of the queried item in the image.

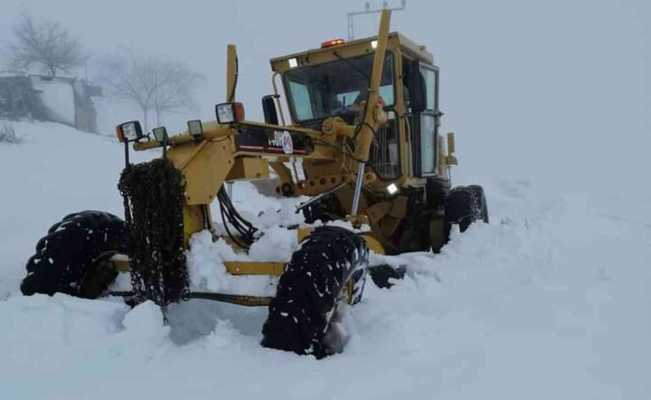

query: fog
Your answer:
[1,0,649,190]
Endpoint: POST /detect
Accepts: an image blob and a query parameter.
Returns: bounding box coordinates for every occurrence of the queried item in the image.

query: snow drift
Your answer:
[1,121,650,399]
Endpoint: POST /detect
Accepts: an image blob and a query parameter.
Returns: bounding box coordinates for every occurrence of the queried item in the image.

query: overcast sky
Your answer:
[1,0,649,189]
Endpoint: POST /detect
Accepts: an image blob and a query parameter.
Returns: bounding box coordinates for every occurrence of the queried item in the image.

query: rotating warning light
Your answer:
[321,38,345,48]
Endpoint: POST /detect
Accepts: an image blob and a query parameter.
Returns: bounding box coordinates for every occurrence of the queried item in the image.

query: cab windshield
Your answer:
[283,53,394,123]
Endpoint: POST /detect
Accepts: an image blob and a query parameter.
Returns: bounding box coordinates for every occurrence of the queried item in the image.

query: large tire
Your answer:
[426,176,451,210]
[261,226,369,359]
[445,185,489,232]
[21,211,127,298]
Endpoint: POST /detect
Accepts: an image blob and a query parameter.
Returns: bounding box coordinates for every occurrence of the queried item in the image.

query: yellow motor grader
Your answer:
[20,10,488,358]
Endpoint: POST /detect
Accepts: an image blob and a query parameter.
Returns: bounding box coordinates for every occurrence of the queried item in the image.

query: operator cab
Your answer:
[270,32,443,181]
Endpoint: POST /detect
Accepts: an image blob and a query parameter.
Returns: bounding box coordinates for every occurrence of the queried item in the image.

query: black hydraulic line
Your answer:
[219,200,249,249]
[217,186,258,248]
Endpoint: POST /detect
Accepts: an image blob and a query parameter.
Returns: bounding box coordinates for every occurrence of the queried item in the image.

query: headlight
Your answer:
[187,120,204,140]
[215,102,245,124]
[386,183,399,195]
[115,121,143,143]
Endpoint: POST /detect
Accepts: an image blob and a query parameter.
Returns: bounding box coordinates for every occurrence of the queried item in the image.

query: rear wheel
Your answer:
[261,226,369,358]
[445,185,489,232]
[21,211,126,298]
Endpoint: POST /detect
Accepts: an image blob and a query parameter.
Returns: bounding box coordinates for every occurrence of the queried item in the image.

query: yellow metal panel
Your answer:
[437,134,446,175]
[353,9,391,162]
[269,162,293,183]
[134,122,232,151]
[224,261,286,276]
[110,257,130,273]
[447,132,456,154]
[366,201,391,225]
[294,173,352,197]
[226,157,270,181]
[297,226,313,243]
[183,205,207,245]
[361,233,385,255]
[171,137,236,205]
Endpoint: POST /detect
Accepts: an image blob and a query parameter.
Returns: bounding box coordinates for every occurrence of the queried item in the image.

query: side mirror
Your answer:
[262,95,279,125]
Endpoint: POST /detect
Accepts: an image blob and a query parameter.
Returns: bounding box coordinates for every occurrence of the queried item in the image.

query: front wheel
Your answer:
[261,226,369,359]
[21,211,127,298]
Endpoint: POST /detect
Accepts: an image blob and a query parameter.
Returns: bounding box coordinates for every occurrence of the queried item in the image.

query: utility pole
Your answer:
[347,0,406,40]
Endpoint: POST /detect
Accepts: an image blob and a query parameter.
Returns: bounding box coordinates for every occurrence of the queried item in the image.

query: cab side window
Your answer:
[418,66,438,176]
[403,59,439,177]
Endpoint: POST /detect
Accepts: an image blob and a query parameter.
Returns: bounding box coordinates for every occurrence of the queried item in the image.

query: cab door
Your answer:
[414,64,440,177]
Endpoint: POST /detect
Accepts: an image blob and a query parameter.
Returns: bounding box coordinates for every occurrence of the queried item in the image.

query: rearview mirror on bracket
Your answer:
[262,95,279,125]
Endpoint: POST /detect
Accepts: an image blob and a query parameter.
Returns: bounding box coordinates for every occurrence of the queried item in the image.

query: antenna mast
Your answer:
[347,0,406,40]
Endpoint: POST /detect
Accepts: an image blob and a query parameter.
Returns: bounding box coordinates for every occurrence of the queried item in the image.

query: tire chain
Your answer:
[118,158,189,306]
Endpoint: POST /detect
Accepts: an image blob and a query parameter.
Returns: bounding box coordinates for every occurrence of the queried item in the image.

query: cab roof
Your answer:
[270,32,434,73]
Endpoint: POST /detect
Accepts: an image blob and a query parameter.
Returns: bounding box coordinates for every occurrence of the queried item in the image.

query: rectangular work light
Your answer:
[187,120,204,141]
[152,126,169,143]
[115,121,143,143]
[215,102,245,124]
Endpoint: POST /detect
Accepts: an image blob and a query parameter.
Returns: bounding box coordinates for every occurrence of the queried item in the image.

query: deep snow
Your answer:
[1,121,651,399]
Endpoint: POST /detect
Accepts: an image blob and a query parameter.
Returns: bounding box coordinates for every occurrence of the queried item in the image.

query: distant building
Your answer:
[0,73,102,133]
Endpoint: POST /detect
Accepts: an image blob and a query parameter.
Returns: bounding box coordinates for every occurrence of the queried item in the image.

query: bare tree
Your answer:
[98,51,158,131]
[151,62,203,126]
[99,50,203,131]
[8,14,84,77]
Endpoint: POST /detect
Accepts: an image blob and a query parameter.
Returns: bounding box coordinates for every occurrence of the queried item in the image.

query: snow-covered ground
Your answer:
[1,121,651,399]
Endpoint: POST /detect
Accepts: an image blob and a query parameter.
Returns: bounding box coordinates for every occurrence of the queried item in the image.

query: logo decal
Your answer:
[281,131,293,154]
[267,130,295,154]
